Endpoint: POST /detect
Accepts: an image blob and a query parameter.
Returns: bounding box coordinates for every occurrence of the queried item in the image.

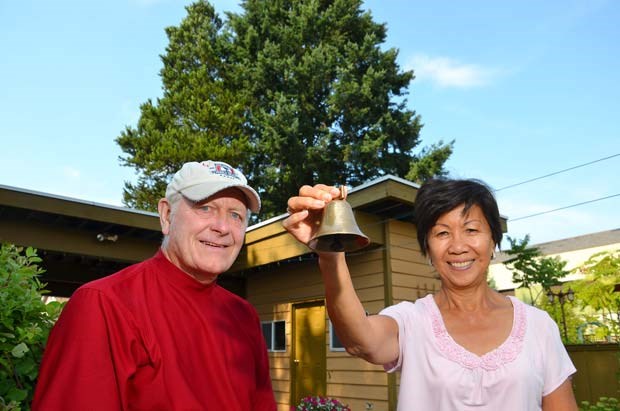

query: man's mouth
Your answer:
[200,240,226,248]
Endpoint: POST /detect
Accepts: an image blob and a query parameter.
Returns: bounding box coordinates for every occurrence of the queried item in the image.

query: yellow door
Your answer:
[292,301,326,405]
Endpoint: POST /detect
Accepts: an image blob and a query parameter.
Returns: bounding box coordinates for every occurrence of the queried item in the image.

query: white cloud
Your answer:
[407,54,498,88]
[62,166,81,179]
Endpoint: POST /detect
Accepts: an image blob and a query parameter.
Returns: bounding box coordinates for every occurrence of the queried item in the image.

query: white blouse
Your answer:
[380,294,576,411]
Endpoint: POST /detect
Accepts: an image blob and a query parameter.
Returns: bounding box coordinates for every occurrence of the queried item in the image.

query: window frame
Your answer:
[261,320,286,352]
[329,320,346,352]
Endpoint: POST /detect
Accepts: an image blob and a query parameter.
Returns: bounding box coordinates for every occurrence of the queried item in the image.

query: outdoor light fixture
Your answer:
[546,287,575,340]
[96,233,118,243]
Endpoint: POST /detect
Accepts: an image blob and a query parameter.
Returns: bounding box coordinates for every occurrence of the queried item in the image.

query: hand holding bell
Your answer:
[307,186,370,252]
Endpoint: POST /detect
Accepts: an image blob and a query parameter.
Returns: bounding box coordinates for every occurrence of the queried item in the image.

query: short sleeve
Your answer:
[540,312,577,396]
[379,301,415,373]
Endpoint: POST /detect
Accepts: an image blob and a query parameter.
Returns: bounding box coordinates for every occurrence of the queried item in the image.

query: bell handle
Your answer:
[339,185,347,200]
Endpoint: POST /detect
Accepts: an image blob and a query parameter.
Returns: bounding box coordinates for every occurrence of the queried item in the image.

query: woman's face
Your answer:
[426,203,495,290]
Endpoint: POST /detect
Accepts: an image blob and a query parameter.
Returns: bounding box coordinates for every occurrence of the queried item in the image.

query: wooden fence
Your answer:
[567,344,619,404]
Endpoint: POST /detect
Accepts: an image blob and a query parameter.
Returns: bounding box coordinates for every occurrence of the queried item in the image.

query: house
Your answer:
[488,229,620,293]
[0,177,510,411]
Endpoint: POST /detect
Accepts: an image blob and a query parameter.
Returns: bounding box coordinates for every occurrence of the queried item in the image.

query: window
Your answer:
[262,320,286,352]
[329,320,345,351]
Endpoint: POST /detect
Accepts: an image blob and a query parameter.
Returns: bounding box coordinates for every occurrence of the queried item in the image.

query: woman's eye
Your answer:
[435,231,448,238]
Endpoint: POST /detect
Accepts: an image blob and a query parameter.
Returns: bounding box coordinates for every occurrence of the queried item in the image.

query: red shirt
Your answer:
[33,251,276,411]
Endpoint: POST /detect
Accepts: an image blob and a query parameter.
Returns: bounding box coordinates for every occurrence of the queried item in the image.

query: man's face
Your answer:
[158,188,249,284]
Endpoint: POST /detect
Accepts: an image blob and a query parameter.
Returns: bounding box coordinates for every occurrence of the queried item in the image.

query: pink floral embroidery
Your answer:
[423,295,526,371]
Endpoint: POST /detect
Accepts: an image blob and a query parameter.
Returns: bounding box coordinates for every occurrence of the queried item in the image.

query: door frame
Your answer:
[290,299,327,405]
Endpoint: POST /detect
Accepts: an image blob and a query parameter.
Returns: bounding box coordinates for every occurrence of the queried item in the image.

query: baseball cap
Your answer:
[165,161,261,213]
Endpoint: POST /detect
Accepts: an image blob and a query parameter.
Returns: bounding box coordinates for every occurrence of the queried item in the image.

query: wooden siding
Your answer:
[388,220,439,304]
[242,188,438,411]
[246,245,391,410]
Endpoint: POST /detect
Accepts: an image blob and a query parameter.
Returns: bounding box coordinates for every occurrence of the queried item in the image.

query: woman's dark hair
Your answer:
[413,178,502,256]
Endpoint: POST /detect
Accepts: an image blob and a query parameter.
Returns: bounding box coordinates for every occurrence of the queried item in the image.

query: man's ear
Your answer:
[158,198,172,235]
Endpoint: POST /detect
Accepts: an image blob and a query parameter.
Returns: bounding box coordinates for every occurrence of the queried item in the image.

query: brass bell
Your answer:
[308,186,370,252]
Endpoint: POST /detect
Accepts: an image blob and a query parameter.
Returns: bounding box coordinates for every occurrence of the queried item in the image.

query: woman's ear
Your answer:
[158,198,172,235]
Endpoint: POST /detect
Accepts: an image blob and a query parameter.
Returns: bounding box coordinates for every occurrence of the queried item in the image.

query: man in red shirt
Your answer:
[33,161,277,411]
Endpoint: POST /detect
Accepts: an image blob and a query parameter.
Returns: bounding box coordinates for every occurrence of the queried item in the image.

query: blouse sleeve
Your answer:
[32,287,141,410]
[540,311,577,396]
[379,301,414,372]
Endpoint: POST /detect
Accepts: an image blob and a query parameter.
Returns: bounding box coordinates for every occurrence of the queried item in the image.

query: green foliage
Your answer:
[503,235,568,306]
[571,250,620,341]
[580,397,620,411]
[117,0,453,218]
[0,244,63,410]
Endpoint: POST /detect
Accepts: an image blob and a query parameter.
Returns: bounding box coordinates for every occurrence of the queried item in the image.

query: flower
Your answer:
[293,396,351,411]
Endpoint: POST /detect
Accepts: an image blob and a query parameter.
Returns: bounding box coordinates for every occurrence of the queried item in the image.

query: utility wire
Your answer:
[509,193,620,222]
[494,153,620,192]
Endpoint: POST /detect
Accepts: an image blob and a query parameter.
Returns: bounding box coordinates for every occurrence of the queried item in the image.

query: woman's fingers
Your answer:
[286,184,341,214]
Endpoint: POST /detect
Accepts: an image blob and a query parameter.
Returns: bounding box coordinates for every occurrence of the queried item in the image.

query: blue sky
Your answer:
[1,0,618,249]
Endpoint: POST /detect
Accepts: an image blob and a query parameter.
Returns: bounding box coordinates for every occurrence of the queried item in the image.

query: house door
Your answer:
[292,301,326,405]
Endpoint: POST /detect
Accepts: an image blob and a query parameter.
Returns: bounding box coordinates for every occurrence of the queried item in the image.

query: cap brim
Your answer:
[180,182,261,213]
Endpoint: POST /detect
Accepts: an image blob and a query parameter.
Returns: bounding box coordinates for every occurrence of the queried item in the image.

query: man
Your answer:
[33,161,276,411]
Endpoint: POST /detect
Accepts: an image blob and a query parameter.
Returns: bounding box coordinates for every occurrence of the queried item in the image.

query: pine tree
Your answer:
[117,0,453,218]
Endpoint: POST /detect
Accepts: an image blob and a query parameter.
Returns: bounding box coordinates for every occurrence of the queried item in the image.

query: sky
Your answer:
[1,0,618,249]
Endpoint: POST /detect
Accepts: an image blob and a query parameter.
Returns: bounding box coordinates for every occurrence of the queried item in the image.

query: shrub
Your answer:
[0,244,63,410]
[580,397,620,411]
[292,396,351,411]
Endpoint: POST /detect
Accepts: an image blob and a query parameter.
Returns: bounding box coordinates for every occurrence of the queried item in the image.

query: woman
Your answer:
[283,179,577,411]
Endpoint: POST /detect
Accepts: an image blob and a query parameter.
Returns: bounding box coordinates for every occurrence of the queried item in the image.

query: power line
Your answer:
[509,193,620,222]
[494,153,620,192]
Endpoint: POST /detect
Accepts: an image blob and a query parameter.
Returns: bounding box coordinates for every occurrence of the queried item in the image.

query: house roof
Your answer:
[494,228,620,263]
[0,184,163,295]
[1,176,509,294]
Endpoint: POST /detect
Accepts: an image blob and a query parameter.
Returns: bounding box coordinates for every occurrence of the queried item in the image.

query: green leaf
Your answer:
[11,342,29,358]
[6,386,28,402]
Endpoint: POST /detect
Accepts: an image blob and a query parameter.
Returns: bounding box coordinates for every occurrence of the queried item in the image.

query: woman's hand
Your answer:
[282,184,341,246]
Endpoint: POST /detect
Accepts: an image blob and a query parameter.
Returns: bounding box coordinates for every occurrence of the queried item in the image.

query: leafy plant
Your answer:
[0,244,63,410]
[503,235,568,306]
[292,395,351,411]
[580,397,620,410]
[571,250,620,341]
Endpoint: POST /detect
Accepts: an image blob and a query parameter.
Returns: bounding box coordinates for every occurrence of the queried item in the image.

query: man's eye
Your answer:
[199,205,211,212]
[231,212,243,221]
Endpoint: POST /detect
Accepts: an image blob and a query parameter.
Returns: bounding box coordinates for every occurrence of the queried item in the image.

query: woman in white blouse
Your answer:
[283,178,578,411]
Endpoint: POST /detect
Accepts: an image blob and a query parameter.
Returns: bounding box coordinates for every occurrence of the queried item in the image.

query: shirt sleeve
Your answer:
[541,311,577,396]
[32,287,141,410]
[379,301,413,373]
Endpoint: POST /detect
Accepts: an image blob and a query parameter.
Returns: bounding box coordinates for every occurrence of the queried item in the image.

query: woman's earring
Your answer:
[491,251,496,260]
[428,258,433,267]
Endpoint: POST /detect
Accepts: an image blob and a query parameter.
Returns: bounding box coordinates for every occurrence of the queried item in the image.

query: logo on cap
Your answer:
[201,161,242,182]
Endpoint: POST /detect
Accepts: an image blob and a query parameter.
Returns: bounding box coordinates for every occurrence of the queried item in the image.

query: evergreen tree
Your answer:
[117,0,453,218]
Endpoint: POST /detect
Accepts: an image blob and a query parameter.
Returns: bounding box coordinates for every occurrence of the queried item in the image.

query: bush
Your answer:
[292,396,351,411]
[580,397,620,411]
[0,244,63,410]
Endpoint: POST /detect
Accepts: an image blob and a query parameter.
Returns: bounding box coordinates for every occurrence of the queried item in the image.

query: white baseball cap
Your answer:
[165,161,261,213]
